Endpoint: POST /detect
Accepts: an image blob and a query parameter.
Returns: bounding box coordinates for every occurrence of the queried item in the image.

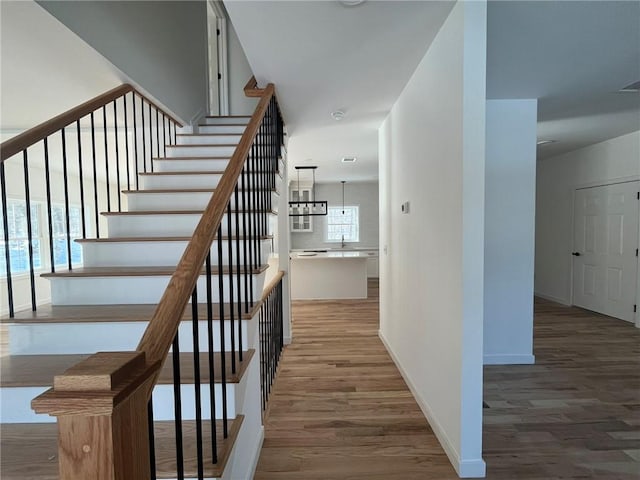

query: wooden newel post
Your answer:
[32,351,159,480]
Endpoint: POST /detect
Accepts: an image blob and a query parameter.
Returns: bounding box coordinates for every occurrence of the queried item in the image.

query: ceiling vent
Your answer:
[619,80,640,92]
[342,157,357,163]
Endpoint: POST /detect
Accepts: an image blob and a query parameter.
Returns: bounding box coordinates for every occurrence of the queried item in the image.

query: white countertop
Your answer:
[290,251,373,260]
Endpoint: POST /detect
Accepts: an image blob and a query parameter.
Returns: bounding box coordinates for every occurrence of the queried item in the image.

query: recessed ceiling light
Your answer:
[342,157,357,163]
[619,80,640,92]
[338,0,366,6]
[331,110,345,121]
[537,140,556,146]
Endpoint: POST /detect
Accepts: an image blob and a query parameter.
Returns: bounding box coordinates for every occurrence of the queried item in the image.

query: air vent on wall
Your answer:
[342,157,357,163]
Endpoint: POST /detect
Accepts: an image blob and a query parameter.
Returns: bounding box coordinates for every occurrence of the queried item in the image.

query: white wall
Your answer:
[227,23,258,116]
[535,131,640,305]
[378,2,486,477]
[484,100,537,365]
[291,181,379,250]
[37,0,208,123]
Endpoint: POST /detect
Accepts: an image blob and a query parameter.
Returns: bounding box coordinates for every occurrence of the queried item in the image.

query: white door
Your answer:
[572,181,639,322]
[207,3,220,116]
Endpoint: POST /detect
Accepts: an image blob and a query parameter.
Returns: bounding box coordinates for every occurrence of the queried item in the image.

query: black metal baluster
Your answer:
[61,130,72,270]
[113,101,121,212]
[22,151,36,310]
[226,202,236,374]
[149,102,154,172]
[90,113,100,238]
[124,95,131,191]
[205,253,218,464]
[172,331,185,480]
[0,161,13,317]
[217,226,228,438]
[155,108,160,170]
[191,289,204,479]
[141,98,147,173]
[76,121,86,239]
[259,306,266,410]
[241,164,251,316]
[43,139,55,272]
[251,144,260,273]
[102,107,111,212]
[147,397,157,480]
[133,94,141,185]
[162,113,167,157]
[234,184,243,362]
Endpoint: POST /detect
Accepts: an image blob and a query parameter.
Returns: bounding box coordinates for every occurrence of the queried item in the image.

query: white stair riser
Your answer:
[177,135,242,145]
[0,384,236,424]
[153,158,231,173]
[140,173,281,191]
[166,145,236,157]
[126,191,279,212]
[198,125,246,134]
[9,317,254,355]
[201,117,250,126]
[49,272,266,305]
[82,239,272,268]
[106,213,274,238]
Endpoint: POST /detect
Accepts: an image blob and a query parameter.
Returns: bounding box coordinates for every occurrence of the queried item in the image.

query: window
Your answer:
[326,206,359,243]
[0,200,42,275]
[0,200,83,276]
[52,205,83,267]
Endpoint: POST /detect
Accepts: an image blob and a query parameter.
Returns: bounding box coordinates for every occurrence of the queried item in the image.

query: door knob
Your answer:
[572,252,581,256]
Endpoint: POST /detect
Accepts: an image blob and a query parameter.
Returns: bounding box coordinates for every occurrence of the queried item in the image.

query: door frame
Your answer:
[207,0,230,116]
[570,175,640,328]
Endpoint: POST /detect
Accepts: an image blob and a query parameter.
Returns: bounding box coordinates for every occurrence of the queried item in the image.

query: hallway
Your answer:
[254,280,459,479]
[256,280,640,479]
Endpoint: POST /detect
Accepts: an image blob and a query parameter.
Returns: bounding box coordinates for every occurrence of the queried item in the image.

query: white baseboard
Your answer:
[534,292,571,306]
[248,425,265,479]
[483,353,535,365]
[379,330,486,478]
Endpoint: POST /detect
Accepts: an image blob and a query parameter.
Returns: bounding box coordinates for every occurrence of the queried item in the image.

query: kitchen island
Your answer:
[290,251,369,300]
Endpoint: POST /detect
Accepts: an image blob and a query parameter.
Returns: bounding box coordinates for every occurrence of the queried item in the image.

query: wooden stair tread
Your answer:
[1,302,261,324]
[0,350,255,387]
[41,264,268,278]
[0,416,243,479]
[152,156,231,160]
[76,235,273,243]
[177,133,243,137]
[166,143,238,147]
[122,187,278,194]
[101,209,277,216]
[139,170,225,176]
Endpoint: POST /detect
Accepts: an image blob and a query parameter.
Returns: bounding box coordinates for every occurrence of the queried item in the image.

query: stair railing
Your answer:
[0,84,182,317]
[31,78,286,479]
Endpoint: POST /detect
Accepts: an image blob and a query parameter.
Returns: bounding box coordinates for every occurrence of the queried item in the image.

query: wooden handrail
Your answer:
[244,75,265,98]
[261,270,285,303]
[0,84,183,162]
[137,84,276,367]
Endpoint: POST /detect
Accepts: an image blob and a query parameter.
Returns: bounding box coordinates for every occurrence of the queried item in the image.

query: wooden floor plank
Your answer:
[0,417,243,480]
[255,280,640,479]
[0,350,254,387]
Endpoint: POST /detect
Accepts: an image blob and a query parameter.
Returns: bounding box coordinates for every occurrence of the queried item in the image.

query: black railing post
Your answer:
[22,151,37,310]
[43,138,55,273]
[113,101,121,212]
[205,253,218,464]
[191,288,205,479]
[61,129,72,271]
[76,121,87,239]
[172,331,185,480]
[0,161,13,317]
[90,112,100,238]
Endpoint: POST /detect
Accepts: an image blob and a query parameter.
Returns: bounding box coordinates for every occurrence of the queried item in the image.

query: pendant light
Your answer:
[288,166,328,217]
[341,180,346,214]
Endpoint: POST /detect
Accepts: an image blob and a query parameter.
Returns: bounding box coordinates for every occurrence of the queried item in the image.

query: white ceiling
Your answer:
[225,0,640,181]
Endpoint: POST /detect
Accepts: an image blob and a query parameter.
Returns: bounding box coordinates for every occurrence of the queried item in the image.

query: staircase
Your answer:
[0,91,285,479]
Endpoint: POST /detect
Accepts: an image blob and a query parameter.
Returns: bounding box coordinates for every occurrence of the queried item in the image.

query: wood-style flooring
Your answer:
[255,281,640,479]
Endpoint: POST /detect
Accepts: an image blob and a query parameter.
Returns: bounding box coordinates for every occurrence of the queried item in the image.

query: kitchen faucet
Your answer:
[341,234,346,249]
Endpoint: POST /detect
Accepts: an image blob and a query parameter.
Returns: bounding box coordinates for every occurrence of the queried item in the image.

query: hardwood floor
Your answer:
[255,279,460,480]
[483,298,640,479]
[255,281,640,479]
